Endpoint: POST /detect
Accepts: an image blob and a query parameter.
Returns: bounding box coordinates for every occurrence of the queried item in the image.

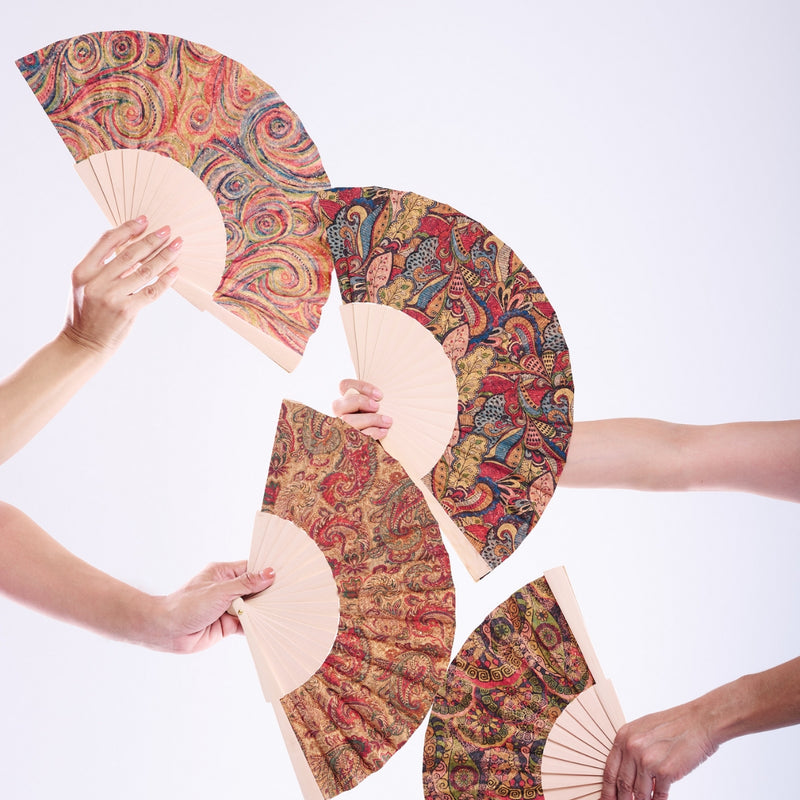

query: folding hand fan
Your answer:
[17,31,334,371]
[422,566,626,800]
[235,399,456,799]
[321,188,574,578]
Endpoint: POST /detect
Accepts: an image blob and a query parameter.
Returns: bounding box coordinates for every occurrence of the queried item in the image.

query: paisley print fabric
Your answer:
[320,188,573,570]
[264,400,456,798]
[423,576,593,799]
[17,31,332,359]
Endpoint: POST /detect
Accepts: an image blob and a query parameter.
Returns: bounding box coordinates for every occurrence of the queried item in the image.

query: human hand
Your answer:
[150,561,275,654]
[600,700,718,800]
[333,378,392,440]
[64,217,181,355]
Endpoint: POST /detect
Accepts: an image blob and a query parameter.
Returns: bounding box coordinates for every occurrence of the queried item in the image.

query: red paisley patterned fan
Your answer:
[423,567,625,800]
[321,188,574,578]
[17,31,333,371]
[236,399,456,799]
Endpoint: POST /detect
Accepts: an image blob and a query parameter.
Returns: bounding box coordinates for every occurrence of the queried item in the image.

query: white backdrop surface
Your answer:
[0,2,798,799]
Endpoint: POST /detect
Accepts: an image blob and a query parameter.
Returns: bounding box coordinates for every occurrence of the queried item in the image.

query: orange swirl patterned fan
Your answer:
[17,31,333,371]
[323,188,574,578]
[236,400,456,799]
[423,567,625,800]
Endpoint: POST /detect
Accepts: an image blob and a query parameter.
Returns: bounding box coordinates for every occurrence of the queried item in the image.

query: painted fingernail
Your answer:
[134,215,147,224]
[155,225,169,237]
[261,567,275,579]
[168,236,183,250]
[372,389,384,400]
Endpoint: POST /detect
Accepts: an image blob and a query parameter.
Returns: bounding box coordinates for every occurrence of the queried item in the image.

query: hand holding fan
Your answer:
[236,400,456,799]
[17,31,334,370]
[422,566,625,800]
[339,302,489,576]
[323,187,574,577]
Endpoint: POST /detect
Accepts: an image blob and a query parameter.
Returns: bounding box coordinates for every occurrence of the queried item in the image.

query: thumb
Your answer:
[220,567,275,616]
[229,566,275,598]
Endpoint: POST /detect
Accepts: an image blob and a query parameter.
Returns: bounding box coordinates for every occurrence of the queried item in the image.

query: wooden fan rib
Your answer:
[252,627,326,672]
[252,577,338,599]
[359,303,383,378]
[249,513,327,570]
[542,782,603,800]
[541,739,607,768]
[130,149,155,217]
[104,150,128,221]
[414,479,492,579]
[541,685,626,800]
[595,680,627,733]
[75,157,119,225]
[245,606,340,632]
[544,567,606,682]
[542,774,604,789]
[378,401,456,427]
[557,707,614,750]
[249,629,327,698]
[250,548,332,576]
[240,510,340,708]
[111,148,129,217]
[272,701,325,800]
[573,692,617,746]
[120,148,139,219]
[541,756,605,776]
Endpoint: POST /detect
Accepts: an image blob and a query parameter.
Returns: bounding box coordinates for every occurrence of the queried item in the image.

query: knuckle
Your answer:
[616,778,634,793]
[137,262,153,280]
[240,571,263,591]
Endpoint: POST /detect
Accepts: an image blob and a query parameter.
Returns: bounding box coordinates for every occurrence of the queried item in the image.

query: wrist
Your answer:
[125,592,174,651]
[694,674,754,748]
[57,326,115,361]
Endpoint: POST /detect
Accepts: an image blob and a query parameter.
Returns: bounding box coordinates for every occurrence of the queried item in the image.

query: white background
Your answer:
[1,2,798,798]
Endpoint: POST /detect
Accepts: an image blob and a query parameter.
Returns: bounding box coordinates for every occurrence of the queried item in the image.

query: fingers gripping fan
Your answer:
[17,31,333,371]
[236,400,456,799]
[422,567,626,800]
[323,188,574,578]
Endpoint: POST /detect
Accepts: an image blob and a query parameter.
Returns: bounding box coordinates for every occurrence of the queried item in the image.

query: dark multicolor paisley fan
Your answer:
[321,188,574,578]
[17,31,333,371]
[422,567,625,800]
[236,400,456,799]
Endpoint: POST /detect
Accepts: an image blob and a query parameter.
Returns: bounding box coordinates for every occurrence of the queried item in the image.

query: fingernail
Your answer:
[168,236,183,250]
[135,215,147,224]
[261,567,274,579]
[155,225,170,237]
[372,389,383,400]
[381,415,392,425]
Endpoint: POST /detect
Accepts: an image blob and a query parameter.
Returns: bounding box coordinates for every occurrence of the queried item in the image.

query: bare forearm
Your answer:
[562,419,800,501]
[0,501,156,645]
[704,657,800,746]
[0,333,107,465]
